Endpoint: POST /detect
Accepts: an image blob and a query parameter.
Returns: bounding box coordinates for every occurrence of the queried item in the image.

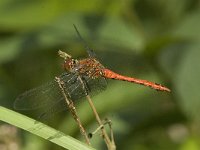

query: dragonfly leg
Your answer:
[81,77,90,94]
[66,75,90,98]
[88,118,114,139]
[77,76,90,96]
[67,74,78,84]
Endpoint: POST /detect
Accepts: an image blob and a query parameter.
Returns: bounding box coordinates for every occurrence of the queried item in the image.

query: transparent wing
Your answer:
[14,73,74,110]
[84,75,107,96]
[14,72,107,120]
[69,75,107,98]
[37,76,107,120]
[73,24,96,58]
[37,98,67,120]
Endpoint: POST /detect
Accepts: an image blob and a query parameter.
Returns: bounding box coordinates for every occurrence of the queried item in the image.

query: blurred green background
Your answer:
[0,0,200,150]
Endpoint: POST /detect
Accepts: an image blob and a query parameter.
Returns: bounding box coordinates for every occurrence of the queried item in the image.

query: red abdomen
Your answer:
[103,69,170,92]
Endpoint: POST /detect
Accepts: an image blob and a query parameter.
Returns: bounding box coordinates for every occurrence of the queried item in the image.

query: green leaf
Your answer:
[0,106,95,150]
[173,10,200,40]
[98,17,145,52]
[0,0,59,29]
[0,36,22,63]
[174,45,200,121]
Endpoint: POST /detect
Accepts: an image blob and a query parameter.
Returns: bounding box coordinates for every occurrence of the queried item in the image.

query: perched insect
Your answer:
[14,25,170,120]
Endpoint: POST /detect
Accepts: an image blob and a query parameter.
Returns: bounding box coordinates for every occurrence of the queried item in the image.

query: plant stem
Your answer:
[55,77,91,145]
[78,76,116,150]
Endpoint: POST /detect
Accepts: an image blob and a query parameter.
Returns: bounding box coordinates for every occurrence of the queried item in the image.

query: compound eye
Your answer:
[63,59,71,70]
[72,59,76,64]
[72,59,78,65]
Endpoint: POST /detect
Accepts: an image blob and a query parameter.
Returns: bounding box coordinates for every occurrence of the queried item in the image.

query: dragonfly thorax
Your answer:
[73,58,105,78]
[63,58,79,73]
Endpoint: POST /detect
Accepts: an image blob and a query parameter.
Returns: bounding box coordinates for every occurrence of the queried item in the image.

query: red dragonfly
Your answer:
[14,25,170,120]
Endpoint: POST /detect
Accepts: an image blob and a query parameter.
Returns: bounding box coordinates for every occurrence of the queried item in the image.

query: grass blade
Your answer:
[0,106,95,150]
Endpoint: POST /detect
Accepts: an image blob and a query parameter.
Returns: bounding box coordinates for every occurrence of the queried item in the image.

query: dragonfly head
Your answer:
[63,58,79,72]
[58,50,79,72]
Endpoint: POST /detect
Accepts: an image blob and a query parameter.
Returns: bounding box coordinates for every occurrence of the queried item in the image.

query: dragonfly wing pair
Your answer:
[14,72,107,120]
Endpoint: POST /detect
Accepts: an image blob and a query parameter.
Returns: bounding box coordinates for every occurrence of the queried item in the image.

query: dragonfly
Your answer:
[14,25,170,120]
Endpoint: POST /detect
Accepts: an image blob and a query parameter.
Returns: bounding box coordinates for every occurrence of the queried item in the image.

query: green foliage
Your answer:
[0,106,94,150]
[0,0,200,150]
